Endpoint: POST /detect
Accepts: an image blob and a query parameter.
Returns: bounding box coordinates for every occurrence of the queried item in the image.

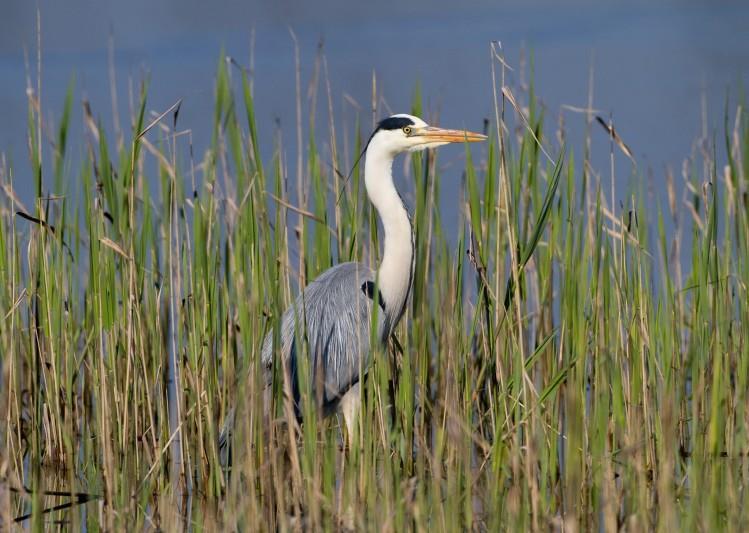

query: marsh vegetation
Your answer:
[1,43,748,530]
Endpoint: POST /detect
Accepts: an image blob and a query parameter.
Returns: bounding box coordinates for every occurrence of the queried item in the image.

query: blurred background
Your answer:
[1,0,748,211]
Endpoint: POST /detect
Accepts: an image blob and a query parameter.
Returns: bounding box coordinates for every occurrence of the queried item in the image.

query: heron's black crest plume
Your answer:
[336,116,416,206]
[375,116,415,131]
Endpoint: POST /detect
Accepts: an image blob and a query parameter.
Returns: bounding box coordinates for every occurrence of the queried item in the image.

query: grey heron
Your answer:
[219,113,486,465]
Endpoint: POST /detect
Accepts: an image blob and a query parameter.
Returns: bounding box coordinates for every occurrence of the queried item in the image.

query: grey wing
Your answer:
[219,262,383,467]
[262,262,385,411]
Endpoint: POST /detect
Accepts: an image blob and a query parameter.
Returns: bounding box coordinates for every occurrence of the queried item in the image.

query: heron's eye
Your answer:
[403,126,412,135]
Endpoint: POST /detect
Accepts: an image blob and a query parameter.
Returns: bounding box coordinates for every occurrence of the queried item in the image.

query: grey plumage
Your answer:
[266,262,392,408]
[219,261,403,466]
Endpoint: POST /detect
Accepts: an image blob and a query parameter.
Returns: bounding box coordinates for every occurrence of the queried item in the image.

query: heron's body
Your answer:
[219,114,484,465]
[262,262,389,414]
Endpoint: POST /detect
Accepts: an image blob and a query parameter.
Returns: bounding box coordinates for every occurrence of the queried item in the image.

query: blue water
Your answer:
[1,0,748,224]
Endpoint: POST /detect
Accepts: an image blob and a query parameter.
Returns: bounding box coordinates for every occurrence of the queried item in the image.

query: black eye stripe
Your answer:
[376,116,415,131]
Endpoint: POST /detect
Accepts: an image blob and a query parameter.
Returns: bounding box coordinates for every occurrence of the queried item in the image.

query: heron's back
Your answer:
[262,261,387,412]
[219,262,389,466]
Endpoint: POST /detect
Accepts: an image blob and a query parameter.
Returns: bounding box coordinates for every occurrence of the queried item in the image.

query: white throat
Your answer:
[364,141,414,333]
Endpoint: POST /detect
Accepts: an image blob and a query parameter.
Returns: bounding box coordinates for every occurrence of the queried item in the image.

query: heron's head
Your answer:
[368,113,486,156]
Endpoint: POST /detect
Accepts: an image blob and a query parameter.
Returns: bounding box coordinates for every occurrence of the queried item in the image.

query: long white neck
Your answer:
[364,143,414,332]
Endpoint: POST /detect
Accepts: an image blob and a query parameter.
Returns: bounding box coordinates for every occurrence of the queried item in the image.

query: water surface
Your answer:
[1,1,748,222]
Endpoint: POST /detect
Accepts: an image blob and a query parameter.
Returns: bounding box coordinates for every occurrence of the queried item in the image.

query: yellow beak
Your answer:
[412,126,487,144]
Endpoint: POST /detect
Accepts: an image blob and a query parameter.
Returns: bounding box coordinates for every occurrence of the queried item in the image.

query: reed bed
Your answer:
[1,45,748,531]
